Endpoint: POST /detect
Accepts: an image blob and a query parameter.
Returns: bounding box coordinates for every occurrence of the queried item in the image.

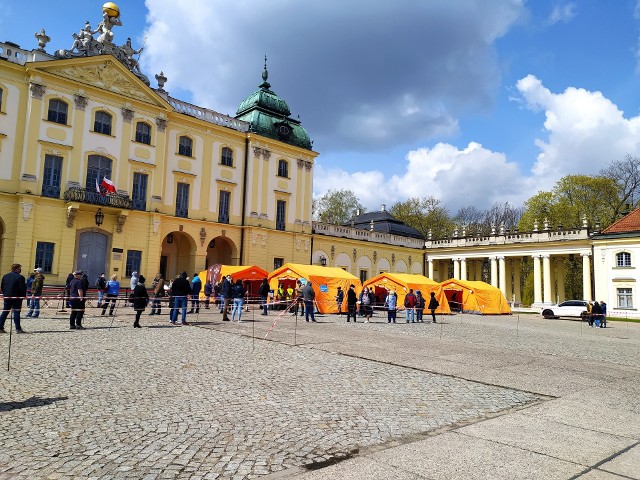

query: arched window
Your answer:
[135,122,151,144]
[616,252,631,267]
[47,99,68,125]
[86,154,113,191]
[221,147,233,167]
[94,111,112,135]
[277,159,289,178]
[178,136,193,157]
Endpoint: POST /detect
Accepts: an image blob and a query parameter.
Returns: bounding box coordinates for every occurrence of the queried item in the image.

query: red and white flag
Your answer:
[100,177,117,195]
[96,178,102,195]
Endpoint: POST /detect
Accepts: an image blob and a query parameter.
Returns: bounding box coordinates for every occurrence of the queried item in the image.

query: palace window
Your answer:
[178,136,193,157]
[42,154,63,198]
[35,242,54,274]
[94,110,112,135]
[218,190,230,224]
[277,159,289,178]
[276,200,286,231]
[221,147,233,167]
[126,250,142,278]
[47,99,68,125]
[274,257,284,270]
[617,288,633,308]
[616,252,631,267]
[135,122,151,145]
[176,182,189,218]
[86,155,112,191]
[132,173,148,211]
[359,269,368,284]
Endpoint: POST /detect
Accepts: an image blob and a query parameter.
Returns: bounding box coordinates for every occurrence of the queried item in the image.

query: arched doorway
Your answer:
[76,231,108,283]
[206,236,237,267]
[160,231,197,280]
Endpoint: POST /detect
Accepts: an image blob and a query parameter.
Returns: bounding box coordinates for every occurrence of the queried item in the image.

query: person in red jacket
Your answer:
[404,289,417,323]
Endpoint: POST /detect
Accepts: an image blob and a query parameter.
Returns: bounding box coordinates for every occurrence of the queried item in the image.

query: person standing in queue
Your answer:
[346,284,358,323]
[170,271,191,325]
[0,264,27,333]
[69,270,86,330]
[385,289,397,324]
[132,274,149,328]
[258,278,270,315]
[26,267,45,318]
[101,274,120,316]
[428,291,439,323]
[302,280,316,323]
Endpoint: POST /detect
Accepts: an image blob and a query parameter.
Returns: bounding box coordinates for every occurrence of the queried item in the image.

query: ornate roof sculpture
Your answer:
[54,2,150,86]
[236,57,313,151]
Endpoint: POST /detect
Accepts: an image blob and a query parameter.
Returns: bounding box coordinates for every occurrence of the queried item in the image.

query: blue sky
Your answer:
[3,1,640,215]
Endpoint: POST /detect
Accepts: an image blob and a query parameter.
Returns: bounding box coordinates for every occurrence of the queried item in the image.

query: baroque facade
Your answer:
[0,16,423,286]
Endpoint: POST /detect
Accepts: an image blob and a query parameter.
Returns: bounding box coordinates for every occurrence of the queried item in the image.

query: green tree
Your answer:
[390,196,454,238]
[315,189,365,225]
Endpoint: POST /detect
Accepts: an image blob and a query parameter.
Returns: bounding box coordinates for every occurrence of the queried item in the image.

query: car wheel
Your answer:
[542,309,555,319]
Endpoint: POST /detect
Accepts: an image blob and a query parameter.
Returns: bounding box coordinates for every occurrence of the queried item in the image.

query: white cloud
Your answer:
[516,74,640,188]
[316,77,640,214]
[547,3,577,25]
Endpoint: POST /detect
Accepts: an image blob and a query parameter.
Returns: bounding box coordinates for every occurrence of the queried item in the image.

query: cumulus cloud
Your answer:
[142,0,525,153]
[516,74,640,189]
[317,77,640,213]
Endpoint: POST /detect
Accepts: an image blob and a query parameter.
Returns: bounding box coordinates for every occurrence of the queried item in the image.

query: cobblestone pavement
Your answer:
[0,307,542,479]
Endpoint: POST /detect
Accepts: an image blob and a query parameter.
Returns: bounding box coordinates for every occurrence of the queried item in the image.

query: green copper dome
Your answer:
[235,58,313,151]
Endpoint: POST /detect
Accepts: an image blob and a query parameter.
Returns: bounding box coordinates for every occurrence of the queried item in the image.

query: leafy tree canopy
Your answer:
[315,189,365,225]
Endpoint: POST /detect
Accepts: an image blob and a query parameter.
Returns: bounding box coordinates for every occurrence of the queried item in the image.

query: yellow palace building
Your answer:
[0,5,425,286]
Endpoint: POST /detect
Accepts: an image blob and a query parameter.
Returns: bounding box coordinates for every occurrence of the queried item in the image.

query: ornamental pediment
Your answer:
[35,59,169,108]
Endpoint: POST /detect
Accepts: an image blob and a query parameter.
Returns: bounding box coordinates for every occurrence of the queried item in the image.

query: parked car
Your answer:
[541,300,589,320]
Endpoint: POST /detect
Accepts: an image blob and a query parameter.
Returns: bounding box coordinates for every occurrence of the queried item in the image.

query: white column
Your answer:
[533,255,542,304]
[498,256,506,297]
[556,257,565,302]
[543,254,552,304]
[582,253,592,301]
[490,257,498,287]
[452,258,459,279]
[513,258,521,304]
[428,259,434,279]
[460,258,467,281]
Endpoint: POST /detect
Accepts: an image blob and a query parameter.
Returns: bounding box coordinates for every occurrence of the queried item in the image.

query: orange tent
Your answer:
[267,263,361,313]
[363,272,450,314]
[440,279,511,315]
[199,264,269,300]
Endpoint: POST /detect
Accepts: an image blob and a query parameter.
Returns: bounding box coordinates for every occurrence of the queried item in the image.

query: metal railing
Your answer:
[64,187,133,209]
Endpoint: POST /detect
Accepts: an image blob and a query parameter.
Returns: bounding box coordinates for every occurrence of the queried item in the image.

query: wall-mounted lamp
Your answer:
[95,208,104,226]
[320,255,327,266]
[166,232,174,244]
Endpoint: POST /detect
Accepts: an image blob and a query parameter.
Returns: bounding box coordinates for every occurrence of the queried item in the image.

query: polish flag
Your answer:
[96,178,101,194]
[100,177,117,195]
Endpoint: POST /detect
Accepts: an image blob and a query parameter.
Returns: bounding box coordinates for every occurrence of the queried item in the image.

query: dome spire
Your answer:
[260,54,271,90]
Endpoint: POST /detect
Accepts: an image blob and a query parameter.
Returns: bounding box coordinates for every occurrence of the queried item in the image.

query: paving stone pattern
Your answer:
[0,313,538,479]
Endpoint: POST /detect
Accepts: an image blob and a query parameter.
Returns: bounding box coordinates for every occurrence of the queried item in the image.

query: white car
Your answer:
[541,300,589,320]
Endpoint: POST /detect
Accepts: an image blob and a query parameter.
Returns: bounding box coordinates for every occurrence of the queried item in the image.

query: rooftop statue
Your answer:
[55,2,150,86]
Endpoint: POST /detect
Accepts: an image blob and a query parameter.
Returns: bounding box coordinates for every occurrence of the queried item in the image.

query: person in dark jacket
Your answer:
[230,279,245,322]
[258,278,270,315]
[170,271,191,325]
[203,280,213,309]
[25,272,35,308]
[335,287,344,315]
[188,273,202,314]
[302,281,316,323]
[220,275,232,321]
[415,291,425,322]
[428,291,439,323]
[132,274,149,328]
[0,264,27,333]
[69,270,87,330]
[346,284,357,323]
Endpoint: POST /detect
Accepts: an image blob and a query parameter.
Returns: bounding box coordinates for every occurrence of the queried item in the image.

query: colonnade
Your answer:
[427,252,592,305]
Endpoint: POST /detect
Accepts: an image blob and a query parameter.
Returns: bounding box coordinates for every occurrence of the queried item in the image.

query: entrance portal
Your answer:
[76,231,108,284]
